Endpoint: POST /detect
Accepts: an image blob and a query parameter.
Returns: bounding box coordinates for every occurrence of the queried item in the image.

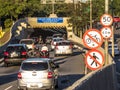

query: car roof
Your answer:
[57,40,71,43]
[53,37,64,40]
[20,39,34,41]
[8,44,26,47]
[23,58,51,63]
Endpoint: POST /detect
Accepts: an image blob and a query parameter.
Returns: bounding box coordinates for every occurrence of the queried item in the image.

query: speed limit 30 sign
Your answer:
[100,14,113,26]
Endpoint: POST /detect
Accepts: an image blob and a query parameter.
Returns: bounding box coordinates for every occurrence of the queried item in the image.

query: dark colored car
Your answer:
[4,44,28,67]
[45,36,52,44]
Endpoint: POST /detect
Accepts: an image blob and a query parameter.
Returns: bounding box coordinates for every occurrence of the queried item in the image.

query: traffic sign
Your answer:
[37,18,63,23]
[83,29,103,49]
[100,14,113,26]
[85,49,104,71]
[100,27,112,39]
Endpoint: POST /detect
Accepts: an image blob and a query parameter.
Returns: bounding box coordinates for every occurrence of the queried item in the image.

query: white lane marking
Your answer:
[4,85,13,90]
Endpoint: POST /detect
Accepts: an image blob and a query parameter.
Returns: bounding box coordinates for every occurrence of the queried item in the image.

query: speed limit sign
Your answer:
[100,14,113,26]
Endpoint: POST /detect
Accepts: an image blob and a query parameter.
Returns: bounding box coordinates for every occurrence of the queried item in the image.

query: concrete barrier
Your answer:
[67,32,118,90]
[66,63,117,90]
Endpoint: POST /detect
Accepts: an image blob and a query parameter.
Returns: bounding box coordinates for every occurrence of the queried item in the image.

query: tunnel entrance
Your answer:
[28,27,67,43]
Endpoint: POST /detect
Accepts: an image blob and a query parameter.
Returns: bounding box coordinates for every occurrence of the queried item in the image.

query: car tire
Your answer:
[4,63,9,67]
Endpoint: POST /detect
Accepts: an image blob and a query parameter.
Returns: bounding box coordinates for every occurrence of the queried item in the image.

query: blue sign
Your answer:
[37,18,63,23]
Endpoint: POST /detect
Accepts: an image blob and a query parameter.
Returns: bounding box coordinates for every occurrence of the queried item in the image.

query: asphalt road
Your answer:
[0,48,85,90]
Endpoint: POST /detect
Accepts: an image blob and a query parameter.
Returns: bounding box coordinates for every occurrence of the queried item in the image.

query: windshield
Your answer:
[21,62,48,71]
[20,40,33,44]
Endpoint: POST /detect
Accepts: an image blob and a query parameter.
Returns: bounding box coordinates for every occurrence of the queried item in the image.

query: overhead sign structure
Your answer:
[100,27,112,39]
[100,14,113,26]
[37,18,63,23]
[83,29,103,49]
[85,49,104,71]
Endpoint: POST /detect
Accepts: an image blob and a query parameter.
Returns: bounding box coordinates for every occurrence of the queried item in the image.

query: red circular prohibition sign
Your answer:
[83,29,103,49]
[85,49,104,71]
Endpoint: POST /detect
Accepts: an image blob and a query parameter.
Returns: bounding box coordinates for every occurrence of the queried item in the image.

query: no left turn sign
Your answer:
[83,29,103,49]
[100,14,113,26]
[85,49,104,71]
[100,27,112,39]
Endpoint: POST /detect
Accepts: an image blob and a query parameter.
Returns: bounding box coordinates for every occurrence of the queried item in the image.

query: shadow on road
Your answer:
[57,74,84,90]
[0,73,17,85]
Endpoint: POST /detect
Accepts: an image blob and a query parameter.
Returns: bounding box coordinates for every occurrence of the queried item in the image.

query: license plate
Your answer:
[27,83,43,88]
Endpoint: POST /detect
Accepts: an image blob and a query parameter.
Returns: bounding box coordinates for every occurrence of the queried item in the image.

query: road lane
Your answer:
[0,49,85,90]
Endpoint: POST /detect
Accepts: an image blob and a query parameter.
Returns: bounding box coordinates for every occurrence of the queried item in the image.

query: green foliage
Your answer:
[4,19,13,28]
[0,0,120,31]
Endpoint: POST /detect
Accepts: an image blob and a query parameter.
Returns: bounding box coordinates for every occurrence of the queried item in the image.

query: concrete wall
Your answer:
[67,32,118,90]
[66,63,117,90]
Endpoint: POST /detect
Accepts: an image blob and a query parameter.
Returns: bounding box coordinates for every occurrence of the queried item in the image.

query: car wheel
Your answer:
[4,63,9,67]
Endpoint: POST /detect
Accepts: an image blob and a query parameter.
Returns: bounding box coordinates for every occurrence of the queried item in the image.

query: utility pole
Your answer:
[90,0,92,29]
[105,0,109,64]
[52,0,55,14]
[111,0,114,57]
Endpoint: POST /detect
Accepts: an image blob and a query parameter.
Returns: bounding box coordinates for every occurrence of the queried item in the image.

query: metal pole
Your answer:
[90,0,92,29]
[52,0,55,14]
[105,0,109,64]
[111,0,114,58]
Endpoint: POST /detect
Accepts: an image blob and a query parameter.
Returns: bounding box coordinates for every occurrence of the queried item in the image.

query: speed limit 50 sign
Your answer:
[100,14,113,26]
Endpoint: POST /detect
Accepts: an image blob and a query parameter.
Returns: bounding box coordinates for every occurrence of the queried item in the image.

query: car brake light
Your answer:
[47,71,53,79]
[69,44,73,49]
[55,44,58,49]
[4,52,9,56]
[18,72,22,79]
[21,51,27,55]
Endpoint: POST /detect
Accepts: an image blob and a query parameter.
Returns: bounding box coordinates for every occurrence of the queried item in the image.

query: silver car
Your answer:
[17,58,59,90]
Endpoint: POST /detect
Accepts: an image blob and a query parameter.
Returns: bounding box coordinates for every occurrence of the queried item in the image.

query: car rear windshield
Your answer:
[20,40,33,44]
[6,46,26,52]
[57,42,71,45]
[21,62,48,71]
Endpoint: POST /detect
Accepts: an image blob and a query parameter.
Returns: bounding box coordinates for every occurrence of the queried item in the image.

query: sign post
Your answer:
[100,14,113,65]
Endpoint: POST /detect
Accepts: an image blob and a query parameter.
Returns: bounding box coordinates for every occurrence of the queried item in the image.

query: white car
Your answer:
[108,44,120,56]
[19,39,35,50]
[54,40,73,56]
[17,58,59,90]
[51,37,64,50]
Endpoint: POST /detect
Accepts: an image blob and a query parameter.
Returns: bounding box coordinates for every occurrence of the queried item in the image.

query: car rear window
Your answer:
[6,46,26,51]
[21,62,48,71]
[58,42,71,45]
[20,40,33,44]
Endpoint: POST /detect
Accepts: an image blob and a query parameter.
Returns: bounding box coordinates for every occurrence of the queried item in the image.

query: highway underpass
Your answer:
[29,27,67,43]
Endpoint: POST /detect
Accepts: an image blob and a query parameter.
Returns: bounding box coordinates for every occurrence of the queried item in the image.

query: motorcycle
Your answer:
[40,50,49,58]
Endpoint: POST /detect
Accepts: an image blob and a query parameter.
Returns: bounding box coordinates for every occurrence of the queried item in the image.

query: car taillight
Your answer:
[69,44,73,49]
[21,51,27,55]
[47,71,53,79]
[18,72,22,79]
[51,42,54,45]
[55,45,58,49]
[4,52,9,56]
